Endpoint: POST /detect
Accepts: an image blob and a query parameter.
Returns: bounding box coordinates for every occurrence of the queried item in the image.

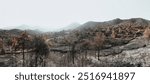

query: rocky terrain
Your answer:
[0,18,150,67]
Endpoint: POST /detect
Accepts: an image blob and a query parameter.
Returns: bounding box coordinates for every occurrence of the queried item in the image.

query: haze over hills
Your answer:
[1,18,150,67]
[0,23,81,32]
[1,18,150,33]
[0,25,47,32]
[0,18,150,36]
[0,18,150,37]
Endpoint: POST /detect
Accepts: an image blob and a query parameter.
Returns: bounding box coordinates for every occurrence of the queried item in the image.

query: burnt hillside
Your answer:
[57,18,150,49]
[1,18,150,67]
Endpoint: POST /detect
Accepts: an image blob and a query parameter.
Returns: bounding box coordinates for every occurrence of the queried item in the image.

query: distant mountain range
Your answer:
[0,28,42,36]
[0,18,150,36]
[75,18,150,30]
[0,22,81,32]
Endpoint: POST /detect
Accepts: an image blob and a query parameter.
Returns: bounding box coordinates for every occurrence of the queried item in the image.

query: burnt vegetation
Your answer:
[0,18,150,67]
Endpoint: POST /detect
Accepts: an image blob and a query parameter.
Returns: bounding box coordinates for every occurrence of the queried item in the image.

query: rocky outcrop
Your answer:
[122,37,148,50]
[94,37,149,57]
[86,36,150,67]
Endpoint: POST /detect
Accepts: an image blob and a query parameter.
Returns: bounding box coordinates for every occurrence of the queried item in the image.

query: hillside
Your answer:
[48,18,150,67]
[0,18,150,67]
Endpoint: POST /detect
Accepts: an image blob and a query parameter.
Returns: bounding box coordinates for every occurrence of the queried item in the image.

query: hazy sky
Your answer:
[0,0,150,31]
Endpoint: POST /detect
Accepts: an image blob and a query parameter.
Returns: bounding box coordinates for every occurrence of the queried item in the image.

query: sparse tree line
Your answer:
[0,23,150,67]
[58,25,150,66]
[0,31,50,67]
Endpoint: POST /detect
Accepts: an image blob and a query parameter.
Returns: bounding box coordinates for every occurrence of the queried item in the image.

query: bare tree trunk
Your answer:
[71,44,75,64]
[82,50,87,67]
[95,50,97,58]
[43,55,47,67]
[67,52,70,66]
[67,45,71,66]
[11,47,14,66]
[97,48,100,60]
[42,59,46,67]
[81,56,84,67]
[22,43,25,67]
[14,46,17,65]
[35,55,38,67]
[85,50,87,59]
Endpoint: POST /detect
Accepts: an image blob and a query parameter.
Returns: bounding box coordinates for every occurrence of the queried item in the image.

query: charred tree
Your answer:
[93,32,105,60]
